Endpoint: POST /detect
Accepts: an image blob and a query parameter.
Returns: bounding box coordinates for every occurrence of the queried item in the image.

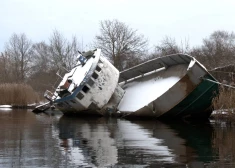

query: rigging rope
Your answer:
[202,77,235,89]
[208,70,235,74]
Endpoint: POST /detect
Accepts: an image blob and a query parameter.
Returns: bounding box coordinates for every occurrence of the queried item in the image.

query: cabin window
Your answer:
[96,65,101,72]
[82,85,90,93]
[92,72,98,79]
[76,92,84,100]
[87,78,95,86]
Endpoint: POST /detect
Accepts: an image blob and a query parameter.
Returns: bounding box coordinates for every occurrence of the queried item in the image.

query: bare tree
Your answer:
[95,19,148,70]
[31,42,52,73]
[155,36,180,56]
[191,30,235,69]
[5,33,33,82]
[49,30,81,70]
[63,36,81,70]
[26,30,82,95]
[0,52,13,83]
[203,31,235,67]
[152,36,191,59]
[28,42,57,94]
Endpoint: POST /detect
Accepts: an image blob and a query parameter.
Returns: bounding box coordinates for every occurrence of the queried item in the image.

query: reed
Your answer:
[212,86,235,119]
[0,83,40,106]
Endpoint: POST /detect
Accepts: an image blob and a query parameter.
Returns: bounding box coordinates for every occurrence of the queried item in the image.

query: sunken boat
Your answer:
[34,49,219,119]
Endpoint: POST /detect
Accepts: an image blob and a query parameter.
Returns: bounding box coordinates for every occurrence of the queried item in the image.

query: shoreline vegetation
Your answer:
[0,83,40,108]
[212,86,235,121]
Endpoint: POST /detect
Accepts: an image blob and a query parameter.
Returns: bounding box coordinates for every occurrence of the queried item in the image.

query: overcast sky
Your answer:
[1,0,235,52]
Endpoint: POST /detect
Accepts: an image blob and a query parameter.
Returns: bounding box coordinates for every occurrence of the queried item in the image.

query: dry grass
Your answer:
[0,83,40,106]
[210,87,235,166]
[212,87,235,119]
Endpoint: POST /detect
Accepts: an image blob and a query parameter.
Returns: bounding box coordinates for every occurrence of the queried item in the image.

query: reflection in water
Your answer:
[57,117,215,167]
[1,109,235,167]
[58,117,118,167]
[0,109,64,167]
[152,120,215,167]
[114,120,175,163]
[212,121,235,167]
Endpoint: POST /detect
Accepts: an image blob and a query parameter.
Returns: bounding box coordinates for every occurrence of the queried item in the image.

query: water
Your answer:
[0,109,235,168]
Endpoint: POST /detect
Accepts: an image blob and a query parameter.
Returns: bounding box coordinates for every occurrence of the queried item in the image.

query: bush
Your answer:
[0,83,39,106]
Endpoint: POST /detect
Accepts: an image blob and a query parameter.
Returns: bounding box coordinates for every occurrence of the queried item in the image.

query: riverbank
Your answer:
[211,110,235,122]
[0,104,37,109]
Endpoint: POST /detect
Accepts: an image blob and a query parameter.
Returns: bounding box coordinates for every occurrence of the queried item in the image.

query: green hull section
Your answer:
[160,75,219,119]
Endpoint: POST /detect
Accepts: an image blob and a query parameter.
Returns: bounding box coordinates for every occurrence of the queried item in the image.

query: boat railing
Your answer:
[119,54,192,83]
[51,77,61,90]
[56,66,69,79]
[44,90,57,102]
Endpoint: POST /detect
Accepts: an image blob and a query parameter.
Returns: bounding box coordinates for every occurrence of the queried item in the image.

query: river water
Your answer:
[0,109,235,168]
